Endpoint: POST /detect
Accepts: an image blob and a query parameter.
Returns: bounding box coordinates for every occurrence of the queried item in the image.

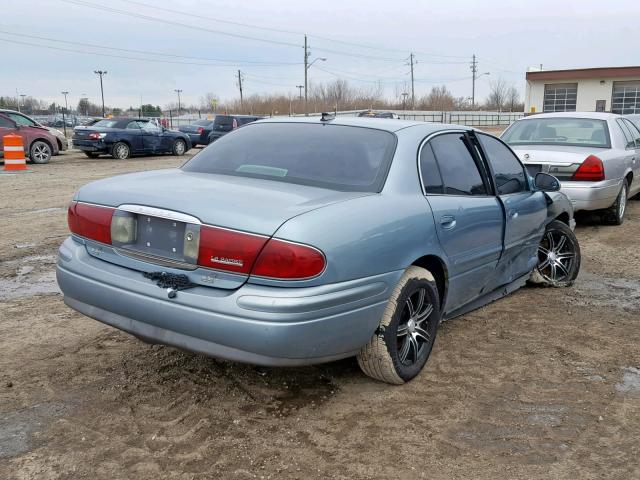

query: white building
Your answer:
[524,66,640,114]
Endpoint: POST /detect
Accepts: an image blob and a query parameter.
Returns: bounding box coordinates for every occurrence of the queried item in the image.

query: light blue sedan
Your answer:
[56,116,580,384]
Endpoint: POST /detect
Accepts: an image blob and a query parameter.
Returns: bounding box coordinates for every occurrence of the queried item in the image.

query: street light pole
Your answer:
[174,89,182,117]
[61,91,69,136]
[19,94,26,113]
[94,70,107,117]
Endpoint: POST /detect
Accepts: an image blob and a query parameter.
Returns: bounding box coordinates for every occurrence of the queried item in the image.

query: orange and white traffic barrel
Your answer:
[3,134,27,171]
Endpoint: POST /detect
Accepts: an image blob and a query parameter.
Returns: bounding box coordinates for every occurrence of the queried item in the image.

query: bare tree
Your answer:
[417,85,456,111]
[506,86,523,112]
[485,78,509,111]
[199,92,220,112]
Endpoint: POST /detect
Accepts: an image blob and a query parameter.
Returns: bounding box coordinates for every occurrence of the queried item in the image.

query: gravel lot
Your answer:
[1,149,639,479]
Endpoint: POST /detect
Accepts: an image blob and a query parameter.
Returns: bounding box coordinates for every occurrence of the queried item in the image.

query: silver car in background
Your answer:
[502,112,640,225]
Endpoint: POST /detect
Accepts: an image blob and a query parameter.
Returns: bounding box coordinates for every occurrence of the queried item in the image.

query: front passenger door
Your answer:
[476,133,547,286]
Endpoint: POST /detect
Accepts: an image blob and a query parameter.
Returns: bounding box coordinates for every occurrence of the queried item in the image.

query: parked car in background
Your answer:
[358,110,401,119]
[0,109,68,153]
[178,118,215,147]
[0,112,59,163]
[502,112,640,225]
[57,117,579,384]
[72,118,191,159]
[207,114,264,143]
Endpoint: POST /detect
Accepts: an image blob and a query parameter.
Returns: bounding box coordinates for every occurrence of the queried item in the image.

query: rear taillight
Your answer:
[572,155,605,181]
[196,226,325,279]
[197,127,205,135]
[67,201,114,244]
[87,132,105,140]
[251,239,325,280]
[197,226,268,274]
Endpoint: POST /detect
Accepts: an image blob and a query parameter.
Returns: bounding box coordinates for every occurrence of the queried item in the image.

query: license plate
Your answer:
[136,215,186,261]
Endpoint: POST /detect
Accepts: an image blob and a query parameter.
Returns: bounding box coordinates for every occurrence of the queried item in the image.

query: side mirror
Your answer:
[534,172,560,192]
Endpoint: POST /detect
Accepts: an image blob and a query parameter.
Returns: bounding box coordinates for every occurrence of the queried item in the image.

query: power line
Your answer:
[0,36,297,68]
[0,29,300,66]
[61,0,438,64]
[115,0,469,60]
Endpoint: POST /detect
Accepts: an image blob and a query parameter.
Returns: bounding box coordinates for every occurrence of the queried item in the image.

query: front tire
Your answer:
[172,139,187,156]
[357,266,440,384]
[111,142,131,160]
[530,219,581,287]
[604,179,628,225]
[29,140,52,164]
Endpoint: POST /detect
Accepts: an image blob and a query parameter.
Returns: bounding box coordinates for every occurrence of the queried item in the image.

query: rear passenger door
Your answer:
[420,131,504,312]
[476,133,547,285]
[618,119,640,197]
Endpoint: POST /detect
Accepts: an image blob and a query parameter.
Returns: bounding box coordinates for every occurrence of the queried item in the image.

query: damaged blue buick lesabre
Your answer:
[56,116,581,384]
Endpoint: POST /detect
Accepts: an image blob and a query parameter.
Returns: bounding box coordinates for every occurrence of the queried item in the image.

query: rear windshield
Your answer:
[193,119,212,126]
[93,119,119,128]
[213,116,234,131]
[502,118,610,148]
[182,123,397,192]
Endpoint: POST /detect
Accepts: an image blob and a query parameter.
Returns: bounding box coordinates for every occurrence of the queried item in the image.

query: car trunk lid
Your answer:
[511,145,606,180]
[74,169,371,288]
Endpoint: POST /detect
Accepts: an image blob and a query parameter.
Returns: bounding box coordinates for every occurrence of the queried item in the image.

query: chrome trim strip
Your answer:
[116,247,199,271]
[118,204,202,225]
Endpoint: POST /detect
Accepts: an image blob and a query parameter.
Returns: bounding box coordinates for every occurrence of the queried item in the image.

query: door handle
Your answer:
[440,215,457,229]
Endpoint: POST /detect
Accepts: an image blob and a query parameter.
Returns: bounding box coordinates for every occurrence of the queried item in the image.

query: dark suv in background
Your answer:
[207,115,264,144]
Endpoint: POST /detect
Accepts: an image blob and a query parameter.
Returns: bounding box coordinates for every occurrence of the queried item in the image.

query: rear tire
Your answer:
[111,142,131,160]
[172,139,187,156]
[83,151,99,158]
[530,219,581,287]
[357,266,440,384]
[603,180,628,225]
[29,140,52,164]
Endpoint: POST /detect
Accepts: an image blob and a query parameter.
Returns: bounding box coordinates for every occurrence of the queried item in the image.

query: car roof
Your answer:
[518,112,620,121]
[255,115,465,133]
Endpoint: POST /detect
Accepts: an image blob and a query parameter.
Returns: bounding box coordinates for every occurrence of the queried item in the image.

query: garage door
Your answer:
[612,81,640,114]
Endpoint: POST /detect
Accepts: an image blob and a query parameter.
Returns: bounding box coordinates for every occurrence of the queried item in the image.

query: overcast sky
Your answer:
[2,0,640,110]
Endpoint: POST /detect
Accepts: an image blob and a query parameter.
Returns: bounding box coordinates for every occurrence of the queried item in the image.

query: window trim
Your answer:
[475,131,530,196]
[620,118,640,149]
[417,129,495,198]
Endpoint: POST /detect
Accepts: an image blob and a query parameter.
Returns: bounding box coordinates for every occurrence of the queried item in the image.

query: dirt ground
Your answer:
[1,149,639,480]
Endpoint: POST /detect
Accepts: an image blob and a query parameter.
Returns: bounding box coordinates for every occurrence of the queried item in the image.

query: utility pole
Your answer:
[296,85,304,101]
[94,70,107,117]
[408,53,416,110]
[174,89,182,117]
[470,54,478,109]
[237,70,244,111]
[61,91,69,136]
[304,34,309,116]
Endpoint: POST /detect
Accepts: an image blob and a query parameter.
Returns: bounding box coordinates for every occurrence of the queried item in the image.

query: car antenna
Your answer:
[320,112,335,122]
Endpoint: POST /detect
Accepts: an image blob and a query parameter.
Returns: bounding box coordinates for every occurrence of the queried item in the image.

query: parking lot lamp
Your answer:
[94,70,107,117]
[174,89,182,117]
[61,91,69,136]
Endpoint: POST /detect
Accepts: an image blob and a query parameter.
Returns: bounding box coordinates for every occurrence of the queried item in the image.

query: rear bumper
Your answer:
[560,179,621,212]
[56,237,398,366]
[73,140,109,153]
[185,133,207,145]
